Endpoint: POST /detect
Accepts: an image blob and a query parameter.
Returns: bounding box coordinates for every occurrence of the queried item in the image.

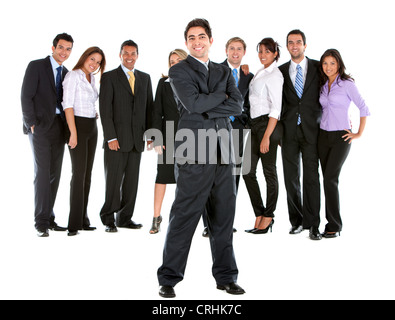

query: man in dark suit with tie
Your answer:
[99,40,154,233]
[279,30,322,240]
[21,33,74,237]
[157,19,245,298]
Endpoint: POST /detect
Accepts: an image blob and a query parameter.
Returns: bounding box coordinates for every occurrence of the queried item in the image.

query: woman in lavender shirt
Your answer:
[318,49,370,238]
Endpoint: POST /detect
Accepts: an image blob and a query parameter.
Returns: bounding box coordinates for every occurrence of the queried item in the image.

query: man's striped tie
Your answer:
[295,64,303,125]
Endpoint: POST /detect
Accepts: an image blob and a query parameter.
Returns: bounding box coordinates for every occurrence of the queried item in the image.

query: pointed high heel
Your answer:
[250,219,274,234]
[149,215,162,234]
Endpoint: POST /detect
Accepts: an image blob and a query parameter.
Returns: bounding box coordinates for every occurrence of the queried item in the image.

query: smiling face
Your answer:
[287,34,306,63]
[322,55,339,82]
[226,41,246,68]
[120,45,138,70]
[52,39,73,65]
[185,26,213,62]
[81,53,102,75]
[258,44,277,69]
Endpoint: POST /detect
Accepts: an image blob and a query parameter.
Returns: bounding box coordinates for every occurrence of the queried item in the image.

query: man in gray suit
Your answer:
[99,40,154,232]
[157,19,245,298]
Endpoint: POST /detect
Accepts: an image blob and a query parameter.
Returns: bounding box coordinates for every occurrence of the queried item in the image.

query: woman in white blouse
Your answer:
[243,38,283,234]
[62,47,106,236]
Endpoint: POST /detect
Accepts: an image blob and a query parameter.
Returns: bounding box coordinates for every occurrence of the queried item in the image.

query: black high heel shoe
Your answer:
[250,219,274,234]
[150,215,162,234]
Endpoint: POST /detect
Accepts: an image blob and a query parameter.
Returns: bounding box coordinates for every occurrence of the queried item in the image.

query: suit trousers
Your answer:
[100,146,142,226]
[243,115,281,218]
[318,129,351,232]
[158,162,238,287]
[281,125,321,228]
[68,117,97,231]
[28,116,65,230]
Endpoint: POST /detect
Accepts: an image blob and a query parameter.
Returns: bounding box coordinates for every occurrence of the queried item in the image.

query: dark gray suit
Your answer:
[21,56,68,231]
[99,66,153,226]
[157,56,243,287]
[279,58,322,228]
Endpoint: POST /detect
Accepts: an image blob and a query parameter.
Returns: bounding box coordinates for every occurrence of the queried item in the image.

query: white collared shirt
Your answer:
[121,63,135,80]
[289,57,308,87]
[227,61,240,83]
[249,61,283,120]
[62,69,98,118]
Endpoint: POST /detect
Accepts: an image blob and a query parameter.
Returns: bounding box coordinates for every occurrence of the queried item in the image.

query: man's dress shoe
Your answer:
[289,225,303,234]
[118,221,142,229]
[105,225,118,233]
[159,286,176,298]
[217,282,245,295]
[322,231,340,238]
[49,223,67,231]
[37,229,49,237]
[309,227,322,240]
[67,230,79,237]
[83,226,96,231]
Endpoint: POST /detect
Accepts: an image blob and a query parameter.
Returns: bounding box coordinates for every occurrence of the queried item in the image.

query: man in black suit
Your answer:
[157,19,245,298]
[21,33,74,237]
[99,40,154,233]
[202,36,254,237]
[279,30,322,240]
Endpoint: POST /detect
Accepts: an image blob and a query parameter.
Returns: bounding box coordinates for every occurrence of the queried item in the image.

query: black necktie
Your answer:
[56,66,64,117]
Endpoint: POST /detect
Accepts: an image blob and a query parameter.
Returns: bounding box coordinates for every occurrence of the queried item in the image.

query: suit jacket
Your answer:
[221,60,254,128]
[99,66,154,153]
[21,56,68,134]
[279,58,322,144]
[169,55,243,164]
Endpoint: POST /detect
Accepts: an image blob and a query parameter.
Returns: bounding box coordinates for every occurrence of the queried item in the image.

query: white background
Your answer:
[0,0,394,300]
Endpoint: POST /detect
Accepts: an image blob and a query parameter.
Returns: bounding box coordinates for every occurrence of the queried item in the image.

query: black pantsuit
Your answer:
[318,129,351,232]
[68,116,97,231]
[243,115,282,218]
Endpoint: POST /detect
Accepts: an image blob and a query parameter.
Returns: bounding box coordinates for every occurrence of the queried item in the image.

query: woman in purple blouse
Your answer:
[318,49,370,238]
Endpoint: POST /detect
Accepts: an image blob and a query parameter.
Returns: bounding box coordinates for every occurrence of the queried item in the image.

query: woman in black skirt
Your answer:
[150,49,188,234]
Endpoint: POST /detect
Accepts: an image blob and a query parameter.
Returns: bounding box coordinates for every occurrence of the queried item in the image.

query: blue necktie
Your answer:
[295,64,303,125]
[229,69,238,122]
[56,66,64,116]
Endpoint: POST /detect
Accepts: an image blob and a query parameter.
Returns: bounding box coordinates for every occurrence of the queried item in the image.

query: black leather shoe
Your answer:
[202,227,209,238]
[49,223,67,231]
[289,225,303,234]
[68,230,79,236]
[309,227,322,240]
[159,286,176,298]
[105,224,118,233]
[322,231,340,238]
[83,226,96,231]
[118,221,142,229]
[217,282,245,295]
[37,229,49,237]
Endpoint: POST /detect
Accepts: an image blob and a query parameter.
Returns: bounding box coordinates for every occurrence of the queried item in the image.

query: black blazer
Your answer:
[169,55,243,164]
[279,58,322,144]
[99,66,154,153]
[21,56,68,134]
[221,60,254,128]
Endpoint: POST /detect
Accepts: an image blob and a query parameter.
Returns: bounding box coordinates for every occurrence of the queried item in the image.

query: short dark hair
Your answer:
[120,40,139,55]
[287,29,306,45]
[53,33,74,48]
[257,38,281,62]
[184,18,212,41]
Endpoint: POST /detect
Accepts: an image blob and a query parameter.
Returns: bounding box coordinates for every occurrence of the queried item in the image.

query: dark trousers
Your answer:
[281,125,321,228]
[243,115,281,218]
[28,116,65,230]
[158,163,238,287]
[68,117,97,231]
[318,129,351,232]
[100,147,142,226]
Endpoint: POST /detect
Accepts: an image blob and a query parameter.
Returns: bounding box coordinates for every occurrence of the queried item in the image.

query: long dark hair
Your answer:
[256,38,281,62]
[73,47,106,77]
[319,48,353,87]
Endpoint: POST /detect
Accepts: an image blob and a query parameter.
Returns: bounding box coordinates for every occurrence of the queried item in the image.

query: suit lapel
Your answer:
[303,58,317,94]
[207,61,218,90]
[45,56,56,93]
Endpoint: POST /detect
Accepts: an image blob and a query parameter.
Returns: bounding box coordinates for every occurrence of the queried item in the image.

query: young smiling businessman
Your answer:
[157,18,245,298]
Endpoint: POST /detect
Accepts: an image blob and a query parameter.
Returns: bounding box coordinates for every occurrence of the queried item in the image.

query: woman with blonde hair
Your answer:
[150,49,188,234]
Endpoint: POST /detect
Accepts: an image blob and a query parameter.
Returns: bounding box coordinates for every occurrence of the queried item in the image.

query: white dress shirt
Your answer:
[289,57,308,87]
[249,61,284,120]
[62,69,98,118]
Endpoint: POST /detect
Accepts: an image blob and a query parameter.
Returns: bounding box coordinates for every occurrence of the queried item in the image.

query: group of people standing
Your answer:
[21,18,370,298]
